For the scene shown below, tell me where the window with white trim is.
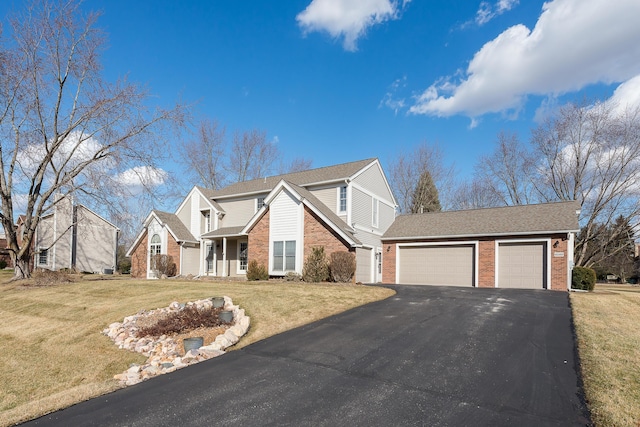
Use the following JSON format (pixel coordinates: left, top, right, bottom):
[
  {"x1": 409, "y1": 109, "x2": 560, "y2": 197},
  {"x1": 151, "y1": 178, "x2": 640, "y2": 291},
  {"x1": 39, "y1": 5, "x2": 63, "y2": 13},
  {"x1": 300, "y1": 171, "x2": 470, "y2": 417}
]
[
  {"x1": 239, "y1": 242, "x2": 248, "y2": 271},
  {"x1": 204, "y1": 211, "x2": 211, "y2": 232},
  {"x1": 257, "y1": 197, "x2": 265, "y2": 211},
  {"x1": 150, "y1": 234, "x2": 161, "y2": 269},
  {"x1": 205, "y1": 243, "x2": 214, "y2": 272},
  {"x1": 273, "y1": 240, "x2": 296, "y2": 271},
  {"x1": 339, "y1": 186, "x2": 347, "y2": 213},
  {"x1": 38, "y1": 248, "x2": 48, "y2": 265},
  {"x1": 372, "y1": 198, "x2": 379, "y2": 228}
]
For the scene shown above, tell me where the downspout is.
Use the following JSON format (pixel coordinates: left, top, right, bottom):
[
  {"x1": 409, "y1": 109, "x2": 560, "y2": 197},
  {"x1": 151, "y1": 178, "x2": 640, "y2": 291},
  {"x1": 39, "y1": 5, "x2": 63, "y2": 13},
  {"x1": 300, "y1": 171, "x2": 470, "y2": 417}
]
[{"x1": 71, "y1": 205, "x2": 78, "y2": 270}]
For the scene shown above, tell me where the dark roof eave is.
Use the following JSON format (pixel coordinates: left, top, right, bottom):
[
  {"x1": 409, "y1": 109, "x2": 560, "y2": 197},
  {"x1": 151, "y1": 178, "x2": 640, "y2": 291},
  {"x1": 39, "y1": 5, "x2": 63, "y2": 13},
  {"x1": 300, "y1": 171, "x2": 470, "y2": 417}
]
[{"x1": 381, "y1": 229, "x2": 580, "y2": 241}]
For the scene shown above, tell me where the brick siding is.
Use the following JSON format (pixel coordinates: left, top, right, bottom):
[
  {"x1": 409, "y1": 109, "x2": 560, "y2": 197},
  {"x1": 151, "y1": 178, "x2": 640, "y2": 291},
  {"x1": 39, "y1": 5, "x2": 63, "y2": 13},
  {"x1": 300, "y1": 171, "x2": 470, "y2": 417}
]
[
  {"x1": 303, "y1": 206, "x2": 351, "y2": 261},
  {"x1": 130, "y1": 231, "x2": 148, "y2": 278},
  {"x1": 167, "y1": 234, "x2": 180, "y2": 276},
  {"x1": 247, "y1": 210, "x2": 270, "y2": 271},
  {"x1": 550, "y1": 235, "x2": 569, "y2": 290},
  {"x1": 478, "y1": 239, "x2": 495, "y2": 288}
]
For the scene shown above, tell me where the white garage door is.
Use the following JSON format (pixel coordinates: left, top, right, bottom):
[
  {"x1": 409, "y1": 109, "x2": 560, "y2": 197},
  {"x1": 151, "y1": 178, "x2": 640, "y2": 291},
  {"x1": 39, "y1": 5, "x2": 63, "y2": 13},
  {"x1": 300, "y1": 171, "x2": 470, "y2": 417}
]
[
  {"x1": 398, "y1": 245, "x2": 474, "y2": 286},
  {"x1": 355, "y1": 247, "x2": 372, "y2": 283},
  {"x1": 498, "y1": 242, "x2": 546, "y2": 289}
]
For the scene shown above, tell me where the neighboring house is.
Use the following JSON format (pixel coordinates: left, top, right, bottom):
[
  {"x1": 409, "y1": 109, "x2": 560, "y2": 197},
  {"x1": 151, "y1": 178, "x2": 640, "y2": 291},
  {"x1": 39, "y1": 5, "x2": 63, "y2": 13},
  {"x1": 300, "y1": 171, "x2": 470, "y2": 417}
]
[
  {"x1": 127, "y1": 158, "x2": 397, "y2": 281},
  {"x1": 381, "y1": 201, "x2": 581, "y2": 290},
  {"x1": 35, "y1": 196, "x2": 119, "y2": 273}
]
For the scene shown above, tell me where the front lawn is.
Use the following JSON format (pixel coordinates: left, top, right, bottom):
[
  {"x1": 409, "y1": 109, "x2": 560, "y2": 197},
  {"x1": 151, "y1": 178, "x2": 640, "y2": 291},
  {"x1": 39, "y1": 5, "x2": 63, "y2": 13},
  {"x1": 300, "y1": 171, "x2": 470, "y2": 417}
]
[
  {"x1": 571, "y1": 284, "x2": 640, "y2": 427},
  {"x1": 0, "y1": 276, "x2": 394, "y2": 426}
]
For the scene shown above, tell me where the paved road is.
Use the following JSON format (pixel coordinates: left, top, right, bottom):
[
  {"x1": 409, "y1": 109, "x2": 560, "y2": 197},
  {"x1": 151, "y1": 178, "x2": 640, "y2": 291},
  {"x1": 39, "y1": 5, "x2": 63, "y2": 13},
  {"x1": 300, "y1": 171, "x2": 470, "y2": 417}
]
[{"x1": 26, "y1": 286, "x2": 590, "y2": 426}]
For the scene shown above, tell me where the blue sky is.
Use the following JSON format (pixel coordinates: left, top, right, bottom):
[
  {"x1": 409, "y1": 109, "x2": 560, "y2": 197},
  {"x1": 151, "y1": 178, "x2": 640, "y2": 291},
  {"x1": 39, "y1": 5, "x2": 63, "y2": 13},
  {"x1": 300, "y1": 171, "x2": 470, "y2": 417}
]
[{"x1": 4, "y1": 0, "x2": 640, "y2": 197}]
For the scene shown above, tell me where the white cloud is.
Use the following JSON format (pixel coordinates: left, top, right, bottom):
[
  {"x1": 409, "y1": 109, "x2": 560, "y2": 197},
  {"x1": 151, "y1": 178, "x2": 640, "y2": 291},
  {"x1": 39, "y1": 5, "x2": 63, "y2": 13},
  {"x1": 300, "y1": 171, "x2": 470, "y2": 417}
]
[
  {"x1": 379, "y1": 76, "x2": 407, "y2": 114},
  {"x1": 297, "y1": 0, "x2": 410, "y2": 51},
  {"x1": 476, "y1": 0, "x2": 518, "y2": 25},
  {"x1": 410, "y1": 0, "x2": 640, "y2": 120},
  {"x1": 115, "y1": 166, "x2": 167, "y2": 193},
  {"x1": 605, "y1": 74, "x2": 640, "y2": 115}
]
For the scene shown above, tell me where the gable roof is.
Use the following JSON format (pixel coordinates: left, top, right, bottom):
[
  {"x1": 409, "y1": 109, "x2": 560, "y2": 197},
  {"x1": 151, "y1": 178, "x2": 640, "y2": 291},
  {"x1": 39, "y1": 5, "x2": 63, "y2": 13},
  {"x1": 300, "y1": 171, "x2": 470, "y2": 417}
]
[
  {"x1": 241, "y1": 179, "x2": 361, "y2": 246},
  {"x1": 210, "y1": 158, "x2": 376, "y2": 199},
  {"x1": 383, "y1": 201, "x2": 580, "y2": 240},
  {"x1": 152, "y1": 210, "x2": 197, "y2": 243}
]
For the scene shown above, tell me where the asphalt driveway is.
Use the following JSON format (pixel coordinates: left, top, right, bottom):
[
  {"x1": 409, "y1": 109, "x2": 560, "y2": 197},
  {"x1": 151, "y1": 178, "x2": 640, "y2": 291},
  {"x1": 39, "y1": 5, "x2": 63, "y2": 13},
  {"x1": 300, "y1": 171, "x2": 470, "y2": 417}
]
[{"x1": 26, "y1": 286, "x2": 590, "y2": 426}]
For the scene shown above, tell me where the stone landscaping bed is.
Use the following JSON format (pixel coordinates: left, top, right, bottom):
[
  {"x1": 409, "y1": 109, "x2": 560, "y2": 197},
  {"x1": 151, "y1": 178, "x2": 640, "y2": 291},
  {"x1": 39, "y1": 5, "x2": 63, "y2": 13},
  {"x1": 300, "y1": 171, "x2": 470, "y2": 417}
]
[{"x1": 103, "y1": 296, "x2": 250, "y2": 386}]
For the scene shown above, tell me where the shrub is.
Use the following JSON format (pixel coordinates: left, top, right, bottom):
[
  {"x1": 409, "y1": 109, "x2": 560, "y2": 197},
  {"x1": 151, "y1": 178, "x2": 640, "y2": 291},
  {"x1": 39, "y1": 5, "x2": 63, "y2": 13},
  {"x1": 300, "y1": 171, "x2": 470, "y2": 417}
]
[
  {"x1": 31, "y1": 269, "x2": 73, "y2": 286},
  {"x1": 136, "y1": 305, "x2": 228, "y2": 337},
  {"x1": 329, "y1": 251, "x2": 356, "y2": 283},
  {"x1": 302, "y1": 246, "x2": 329, "y2": 282},
  {"x1": 0, "y1": 260, "x2": 7, "y2": 269},
  {"x1": 572, "y1": 266, "x2": 597, "y2": 291},
  {"x1": 246, "y1": 260, "x2": 268, "y2": 281},
  {"x1": 152, "y1": 254, "x2": 176, "y2": 277},
  {"x1": 284, "y1": 271, "x2": 302, "y2": 282}
]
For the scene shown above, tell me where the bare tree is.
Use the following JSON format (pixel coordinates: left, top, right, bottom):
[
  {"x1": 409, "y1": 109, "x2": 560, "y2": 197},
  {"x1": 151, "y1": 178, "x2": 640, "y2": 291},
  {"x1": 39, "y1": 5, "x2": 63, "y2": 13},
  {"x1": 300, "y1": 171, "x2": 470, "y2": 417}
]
[
  {"x1": 180, "y1": 118, "x2": 227, "y2": 189},
  {"x1": 532, "y1": 101, "x2": 640, "y2": 267},
  {"x1": 475, "y1": 131, "x2": 536, "y2": 206},
  {"x1": 387, "y1": 142, "x2": 454, "y2": 213},
  {"x1": 227, "y1": 129, "x2": 278, "y2": 182},
  {"x1": 449, "y1": 178, "x2": 503, "y2": 211},
  {"x1": 0, "y1": 0, "x2": 185, "y2": 279},
  {"x1": 278, "y1": 157, "x2": 313, "y2": 174}
]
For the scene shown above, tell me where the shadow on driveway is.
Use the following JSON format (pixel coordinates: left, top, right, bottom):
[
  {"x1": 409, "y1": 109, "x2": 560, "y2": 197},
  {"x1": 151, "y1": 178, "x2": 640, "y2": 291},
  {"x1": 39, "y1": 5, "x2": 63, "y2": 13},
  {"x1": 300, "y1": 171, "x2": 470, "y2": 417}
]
[{"x1": 25, "y1": 285, "x2": 590, "y2": 426}]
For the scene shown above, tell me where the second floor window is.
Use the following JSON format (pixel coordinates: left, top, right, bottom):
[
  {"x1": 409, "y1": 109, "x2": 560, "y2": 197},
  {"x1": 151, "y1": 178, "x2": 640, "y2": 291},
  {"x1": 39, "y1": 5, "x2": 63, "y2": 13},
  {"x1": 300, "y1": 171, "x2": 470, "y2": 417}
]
[
  {"x1": 205, "y1": 212, "x2": 211, "y2": 232},
  {"x1": 257, "y1": 197, "x2": 265, "y2": 211},
  {"x1": 372, "y1": 198, "x2": 379, "y2": 228},
  {"x1": 339, "y1": 186, "x2": 347, "y2": 213}
]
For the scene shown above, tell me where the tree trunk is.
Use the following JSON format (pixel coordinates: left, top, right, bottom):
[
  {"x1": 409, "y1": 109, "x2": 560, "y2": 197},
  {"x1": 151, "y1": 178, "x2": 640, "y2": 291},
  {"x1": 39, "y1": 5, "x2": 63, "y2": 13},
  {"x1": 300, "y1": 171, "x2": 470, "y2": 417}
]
[{"x1": 12, "y1": 256, "x2": 32, "y2": 280}]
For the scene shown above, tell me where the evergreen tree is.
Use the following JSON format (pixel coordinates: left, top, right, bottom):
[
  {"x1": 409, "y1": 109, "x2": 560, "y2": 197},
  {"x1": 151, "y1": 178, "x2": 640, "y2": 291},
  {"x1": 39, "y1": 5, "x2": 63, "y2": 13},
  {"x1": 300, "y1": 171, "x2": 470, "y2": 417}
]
[{"x1": 410, "y1": 171, "x2": 442, "y2": 213}]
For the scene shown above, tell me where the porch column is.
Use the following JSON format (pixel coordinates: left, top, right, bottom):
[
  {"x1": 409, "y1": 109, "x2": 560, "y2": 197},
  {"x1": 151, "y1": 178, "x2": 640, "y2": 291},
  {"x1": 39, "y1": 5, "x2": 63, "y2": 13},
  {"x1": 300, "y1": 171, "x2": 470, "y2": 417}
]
[
  {"x1": 213, "y1": 240, "x2": 218, "y2": 276},
  {"x1": 222, "y1": 237, "x2": 227, "y2": 276}
]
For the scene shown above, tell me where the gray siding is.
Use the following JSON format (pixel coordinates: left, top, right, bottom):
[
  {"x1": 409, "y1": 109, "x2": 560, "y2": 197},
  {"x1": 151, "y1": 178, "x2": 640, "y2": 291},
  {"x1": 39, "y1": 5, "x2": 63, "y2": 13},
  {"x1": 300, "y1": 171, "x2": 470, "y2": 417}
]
[
  {"x1": 218, "y1": 198, "x2": 256, "y2": 228},
  {"x1": 75, "y1": 206, "x2": 117, "y2": 273},
  {"x1": 309, "y1": 186, "x2": 338, "y2": 215},
  {"x1": 353, "y1": 163, "x2": 394, "y2": 203},
  {"x1": 176, "y1": 198, "x2": 191, "y2": 230},
  {"x1": 352, "y1": 187, "x2": 373, "y2": 229},
  {"x1": 181, "y1": 245, "x2": 200, "y2": 276}
]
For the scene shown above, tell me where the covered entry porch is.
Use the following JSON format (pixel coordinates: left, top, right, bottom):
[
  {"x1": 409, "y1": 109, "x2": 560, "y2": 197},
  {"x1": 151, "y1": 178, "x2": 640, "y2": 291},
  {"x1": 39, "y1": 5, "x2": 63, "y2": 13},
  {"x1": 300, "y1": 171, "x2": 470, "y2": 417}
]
[{"x1": 200, "y1": 227, "x2": 248, "y2": 278}]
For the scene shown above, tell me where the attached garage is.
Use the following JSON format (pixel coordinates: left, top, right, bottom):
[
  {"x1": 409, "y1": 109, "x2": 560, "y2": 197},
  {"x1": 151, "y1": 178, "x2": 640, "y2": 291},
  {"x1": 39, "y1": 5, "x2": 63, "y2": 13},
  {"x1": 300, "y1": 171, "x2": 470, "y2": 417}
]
[
  {"x1": 398, "y1": 244, "x2": 475, "y2": 286},
  {"x1": 382, "y1": 201, "x2": 581, "y2": 291},
  {"x1": 355, "y1": 247, "x2": 372, "y2": 283},
  {"x1": 498, "y1": 242, "x2": 547, "y2": 289}
]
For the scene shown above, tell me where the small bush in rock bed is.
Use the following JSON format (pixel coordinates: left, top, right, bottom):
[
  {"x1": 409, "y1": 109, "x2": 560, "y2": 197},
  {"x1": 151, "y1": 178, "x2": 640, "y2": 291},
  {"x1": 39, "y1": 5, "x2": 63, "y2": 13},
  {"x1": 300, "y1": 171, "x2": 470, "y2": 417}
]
[
  {"x1": 572, "y1": 266, "x2": 597, "y2": 291},
  {"x1": 136, "y1": 305, "x2": 229, "y2": 337},
  {"x1": 330, "y1": 251, "x2": 356, "y2": 283}
]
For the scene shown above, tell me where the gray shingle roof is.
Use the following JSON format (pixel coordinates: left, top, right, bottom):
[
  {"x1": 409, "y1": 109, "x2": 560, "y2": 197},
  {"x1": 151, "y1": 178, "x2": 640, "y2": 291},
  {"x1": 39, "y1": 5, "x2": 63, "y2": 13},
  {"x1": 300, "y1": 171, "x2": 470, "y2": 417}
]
[
  {"x1": 209, "y1": 158, "x2": 376, "y2": 198},
  {"x1": 152, "y1": 210, "x2": 197, "y2": 242},
  {"x1": 383, "y1": 201, "x2": 581, "y2": 240},
  {"x1": 194, "y1": 186, "x2": 224, "y2": 212},
  {"x1": 286, "y1": 181, "x2": 361, "y2": 245},
  {"x1": 201, "y1": 226, "x2": 245, "y2": 238}
]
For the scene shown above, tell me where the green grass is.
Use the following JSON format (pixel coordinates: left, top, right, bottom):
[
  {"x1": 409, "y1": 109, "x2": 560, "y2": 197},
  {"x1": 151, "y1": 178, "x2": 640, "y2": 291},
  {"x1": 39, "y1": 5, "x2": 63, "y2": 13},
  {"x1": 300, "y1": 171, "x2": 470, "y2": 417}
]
[
  {"x1": 0, "y1": 276, "x2": 394, "y2": 426},
  {"x1": 571, "y1": 284, "x2": 640, "y2": 426}
]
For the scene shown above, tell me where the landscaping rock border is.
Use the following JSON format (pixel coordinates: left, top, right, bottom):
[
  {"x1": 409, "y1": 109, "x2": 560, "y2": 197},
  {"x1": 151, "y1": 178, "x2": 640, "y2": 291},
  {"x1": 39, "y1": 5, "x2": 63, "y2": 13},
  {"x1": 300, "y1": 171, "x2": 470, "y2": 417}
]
[{"x1": 103, "y1": 296, "x2": 250, "y2": 386}]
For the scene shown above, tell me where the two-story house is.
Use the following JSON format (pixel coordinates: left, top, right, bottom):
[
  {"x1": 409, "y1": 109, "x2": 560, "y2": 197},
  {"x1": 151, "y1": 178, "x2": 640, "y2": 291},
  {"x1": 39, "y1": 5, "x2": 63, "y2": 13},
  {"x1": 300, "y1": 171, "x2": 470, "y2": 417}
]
[
  {"x1": 34, "y1": 195, "x2": 119, "y2": 273},
  {"x1": 127, "y1": 158, "x2": 397, "y2": 282}
]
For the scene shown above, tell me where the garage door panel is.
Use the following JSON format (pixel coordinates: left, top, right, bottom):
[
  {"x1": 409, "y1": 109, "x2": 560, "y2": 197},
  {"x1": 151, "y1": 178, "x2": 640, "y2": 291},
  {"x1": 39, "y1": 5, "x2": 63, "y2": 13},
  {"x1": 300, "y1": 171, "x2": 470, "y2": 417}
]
[
  {"x1": 355, "y1": 247, "x2": 372, "y2": 283},
  {"x1": 499, "y1": 243, "x2": 546, "y2": 289},
  {"x1": 399, "y1": 245, "x2": 474, "y2": 286}
]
